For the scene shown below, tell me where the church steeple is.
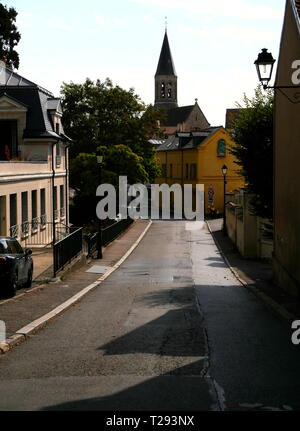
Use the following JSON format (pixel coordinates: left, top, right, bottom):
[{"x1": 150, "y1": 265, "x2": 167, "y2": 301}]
[{"x1": 154, "y1": 30, "x2": 178, "y2": 110}]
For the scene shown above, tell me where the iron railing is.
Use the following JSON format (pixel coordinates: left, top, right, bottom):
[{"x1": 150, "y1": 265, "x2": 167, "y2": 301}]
[
  {"x1": 10, "y1": 224, "x2": 18, "y2": 238},
  {"x1": 53, "y1": 226, "x2": 83, "y2": 276},
  {"x1": 31, "y1": 216, "x2": 39, "y2": 232},
  {"x1": 9, "y1": 218, "x2": 72, "y2": 246},
  {"x1": 21, "y1": 221, "x2": 30, "y2": 236},
  {"x1": 85, "y1": 218, "x2": 133, "y2": 258},
  {"x1": 40, "y1": 214, "x2": 47, "y2": 226}
]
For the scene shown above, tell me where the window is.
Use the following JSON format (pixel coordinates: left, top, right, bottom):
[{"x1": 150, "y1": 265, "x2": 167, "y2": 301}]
[
  {"x1": 169, "y1": 164, "x2": 173, "y2": 178},
  {"x1": 31, "y1": 190, "x2": 37, "y2": 219},
  {"x1": 21, "y1": 192, "x2": 29, "y2": 235},
  {"x1": 55, "y1": 122, "x2": 60, "y2": 135},
  {"x1": 9, "y1": 194, "x2": 18, "y2": 237},
  {"x1": 56, "y1": 143, "x2": 61, "y2": 167},
  {"x1": 21, "y1": 192, "x2": 28, "y2": 223},
  {"x1": 54, "y1": 186, "x2": 58, "y2": 220},
  {"x1": 40, "y1": 188, "x2": 45, "y2": 215},
  {"x1": 40, "y1": 189, "x2": 46, "y2": 225},
  {"x1": 0, "y1": 120, "x2": 18, "y2": 161},
  {"x1": 162, "y1": 164, "x2": 167, "y2": 177},
  {"x1": 31, "y1": 190, "x2": 38, "y2": 231},
  {"x1": 9, "y1": 194, "x2": 17, "y2": 227},
  {"x1": 190, "y1": 164, "x2": 197, "y2": 180},
  {"x1": 167, "y1": 83, "x2": 172, "y2": 99},
  {"x1": 161, "y1": 82, "x2": 165, "y2": 98},
  {"x1": 217, "y1": 139, "x2": 226, "y2": 157},
  {"x1": 60, "y1": 185, "x2": 65, "y2": 218},
  {"x1": 185, "y1": 164, "x2": 189, "y2": 179}
]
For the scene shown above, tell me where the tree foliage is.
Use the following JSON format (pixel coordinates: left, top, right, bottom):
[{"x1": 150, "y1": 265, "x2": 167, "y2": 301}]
[
  {"x1": 62, "y1": 78, "x2": 163, "y2": 225},
  {"x1": 61, "y1": 78, "x2": 162, "y2": 183},
  {"x1": 229, "y1": 86, "x2": 274, "y2": 220},
  {"x1": 0, "y1": 3, "x2": 21, "y2": 69},
  {"x1": 70, "y1": 145, "x2": 148, "y2": 196}
]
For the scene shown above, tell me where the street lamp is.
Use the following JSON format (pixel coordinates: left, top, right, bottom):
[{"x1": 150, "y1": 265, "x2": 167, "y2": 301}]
[
  {"x1": 96, "y1": 150, "x2": 104, "y2": 259},
  {"x1": 222, "y1": 164, "x2": 228, "y2": 235},
  {"x1": 255, "y1": 48, "x2": 300, "y2": 91},
  {"x1": 254, "y1": 48, "x2": 276, "y2": 89}
]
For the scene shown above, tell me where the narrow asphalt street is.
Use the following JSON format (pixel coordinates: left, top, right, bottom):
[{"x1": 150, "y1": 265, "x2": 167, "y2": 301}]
[{"x1": 0, "y1": 221, "x2": 300, "y2": 411}]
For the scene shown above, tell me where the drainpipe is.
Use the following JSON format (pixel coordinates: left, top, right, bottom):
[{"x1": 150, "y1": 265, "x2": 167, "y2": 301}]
[
  {"x1": 64, "y1": 144, "x2": 70, "y2": 228},
  {"x1": 181, "y1": 149, "x2": 184, "y2": 216},
  {"x1": 52, "y1": 141, "x2": 58, "y2": 277}
]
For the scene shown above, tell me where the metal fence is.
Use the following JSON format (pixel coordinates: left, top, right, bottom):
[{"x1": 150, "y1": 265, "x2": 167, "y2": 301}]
[
  {"x1": 85, "y1": 218, "x2": 133, "y2": 258},
  {"x1": 53, "y1": 226, "x2": 83, "y2": 276}
]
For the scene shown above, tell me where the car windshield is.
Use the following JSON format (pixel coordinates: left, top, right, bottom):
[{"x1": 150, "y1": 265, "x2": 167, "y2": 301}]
[
  {"x1": 6, "y1": 240, "x2": 24, "y2": 254},
  {"x1": 0, "y1": 240, "x2": 7, "y2": 254}
]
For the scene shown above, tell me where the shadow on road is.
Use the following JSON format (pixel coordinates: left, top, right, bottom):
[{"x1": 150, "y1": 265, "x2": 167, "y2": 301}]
[{"x1": 41, "y1": 360, "x2": 212, "y2": 411}]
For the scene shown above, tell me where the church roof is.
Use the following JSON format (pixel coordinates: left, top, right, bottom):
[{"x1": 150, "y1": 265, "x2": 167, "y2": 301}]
[
  {"x1": 162, "y1": 103, "x2": 210, "y2": 130},
  {"x1": 164, "y1": 105, "x2": 194, "y2": 126},
  {"x1": 155, "y1": 31, "x2": 176, "y2": 76}
]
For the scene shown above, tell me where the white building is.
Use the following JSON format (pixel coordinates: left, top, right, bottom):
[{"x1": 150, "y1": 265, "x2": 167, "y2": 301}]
[{"x1": 0, "y1": 64, "x2": 72, "y2": 247}]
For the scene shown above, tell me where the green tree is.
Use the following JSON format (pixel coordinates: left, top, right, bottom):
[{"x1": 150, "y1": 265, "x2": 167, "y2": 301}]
[
  {"x1": 61, "y1": 78, "x2": 162, "y2": 182},
  {"x1": 0, "y1": 3, "x2": 21, "y2": 69},
  {"x1": 69, "y1": 145, "x2": 150, "y2": 225},
  {"x1": 229, "y1": 86, "x2": 274, "y2": 219}
]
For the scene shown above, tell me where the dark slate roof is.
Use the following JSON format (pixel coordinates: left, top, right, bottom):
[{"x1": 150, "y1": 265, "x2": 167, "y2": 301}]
[
  {"x1": 157, "y1": 128, "x2": 222, "y2": 152},
  {"x1": 164, "y1": 105, "x2": 194, "y2": 126},
  {"x1": 0, "y1": 65, "x2": 70, "y2": 141},
  {"x1": 155, "y1": 31, "x2": 176, "y2": 76}
]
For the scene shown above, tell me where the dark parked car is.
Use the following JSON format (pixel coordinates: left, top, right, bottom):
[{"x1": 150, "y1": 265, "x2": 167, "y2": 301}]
[{"x1": 0, "y1": 237, "x2": 33, "y2": 297}]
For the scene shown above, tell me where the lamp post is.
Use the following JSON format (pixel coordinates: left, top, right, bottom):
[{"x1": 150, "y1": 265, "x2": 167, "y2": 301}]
[
  {"x1": 254, "y1": 48, "x2": 300, "y2": 90},
  {"x1": 222, "y1": 164, "x2": 228, "y2": 235},
  {"x1": 96, "y1": 151, "x2": 104, "y2": 259},
  {"x1": 254, "y1": 48, "x2": 276, "y2": 89}
]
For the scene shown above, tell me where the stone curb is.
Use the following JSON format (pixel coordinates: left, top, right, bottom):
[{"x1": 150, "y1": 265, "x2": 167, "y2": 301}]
[
  {"x1": 206, "y1": 221, "x2": 297, "y2": 325},
  {"x1": 0, "y1": 220, "x2": 152, "y2": 355}
]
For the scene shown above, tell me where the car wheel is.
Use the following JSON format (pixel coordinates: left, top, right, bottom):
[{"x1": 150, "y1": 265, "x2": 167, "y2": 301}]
[
  {"x1": 24, "y1": 267, "x2": 33, "y2": 289},
  {"x1": 7, "y1": 274, "x2": 17, "y2": 297}
]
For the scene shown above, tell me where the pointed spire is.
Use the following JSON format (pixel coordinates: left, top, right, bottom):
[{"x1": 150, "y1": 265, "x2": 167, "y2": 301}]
[{"x1": 155, "y1": 30, "x2": 176, "y2": 76}]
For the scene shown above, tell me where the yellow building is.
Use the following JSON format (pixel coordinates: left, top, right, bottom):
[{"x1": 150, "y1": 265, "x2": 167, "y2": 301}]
[{"x1": 155, "y1": 127, "x2": 244, "y2": 215}]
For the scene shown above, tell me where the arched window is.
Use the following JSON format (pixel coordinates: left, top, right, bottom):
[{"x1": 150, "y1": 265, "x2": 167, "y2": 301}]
[
  {"x1": 217, "y1": 139, "x2": 226, "y2": 157},
  {"x1": 167, "y1": 82, "x2": 172, "y2": 98},
  {"x1": 161, "y1": 82, "x2": 165, "y2": 98}
]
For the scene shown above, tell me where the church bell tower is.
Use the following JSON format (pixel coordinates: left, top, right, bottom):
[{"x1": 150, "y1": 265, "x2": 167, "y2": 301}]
[{"x1": 154, "y1": 30, "x2": 178, "y2": 110}]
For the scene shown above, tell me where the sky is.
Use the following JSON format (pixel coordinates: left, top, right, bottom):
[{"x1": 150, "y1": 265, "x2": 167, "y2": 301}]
[{"x1": 5, "y1": 0, "x2": 286, "y2": 126}]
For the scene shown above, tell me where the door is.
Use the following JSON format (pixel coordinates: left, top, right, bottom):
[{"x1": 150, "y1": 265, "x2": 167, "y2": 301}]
[{"x1": 0, "y1": 196, "x2": 7, "y2": 236}]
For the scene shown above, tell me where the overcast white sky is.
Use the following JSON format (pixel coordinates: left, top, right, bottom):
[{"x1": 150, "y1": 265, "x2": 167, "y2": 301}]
[{"x1": 8, "y1": 0, "x2": 285, "y2": 125}]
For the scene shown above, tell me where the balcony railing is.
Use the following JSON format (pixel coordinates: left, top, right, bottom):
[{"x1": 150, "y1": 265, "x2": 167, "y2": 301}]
[
  {"x1": 31, "y1": 216, "x2": 39, "y2": 232},
  {"x1": 21, "y1": 221, "x2": 30, "y2": 237},
  {"x1": 40, "y1": 214, "x2": 47, "y2": 227},
  {"x1": 10, "y1": 224, "x2": 19, "y2": 238},
  {"x1": 54, "y1": 209, "x2": 59, "y2": 221},
  {"x1": 60, "y1": 207, "x2": 65, "y2": 218}
]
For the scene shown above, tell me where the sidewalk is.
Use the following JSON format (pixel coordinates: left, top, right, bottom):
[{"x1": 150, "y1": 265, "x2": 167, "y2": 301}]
[
  {"x1": 207, "y1": 218, "x2": 300, "y2": 320},
  {"x1": 31, "y1": 248, "x2": 53, "y2": 280},
  {"x1": 0, "y1": 220, "x2": 150, "y2": 338}
]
